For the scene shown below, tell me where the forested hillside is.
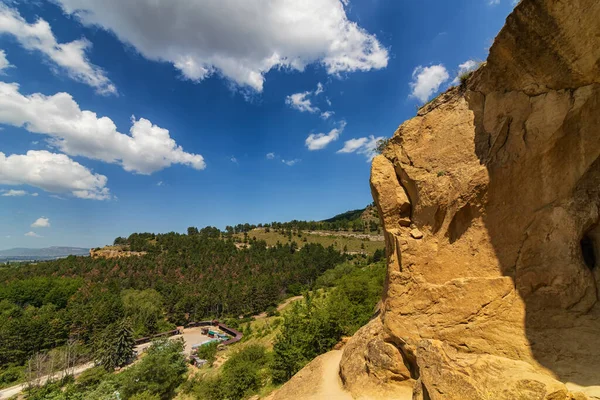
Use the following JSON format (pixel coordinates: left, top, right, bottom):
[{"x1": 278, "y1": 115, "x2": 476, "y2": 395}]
[{"x1": 0, "y1": 230, "x2": 345, "y2": 387}]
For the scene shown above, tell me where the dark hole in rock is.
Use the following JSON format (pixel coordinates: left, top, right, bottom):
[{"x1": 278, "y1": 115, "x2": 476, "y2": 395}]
[{"x1": 581, "y1": 234, "x2": 596, "y2": 271}]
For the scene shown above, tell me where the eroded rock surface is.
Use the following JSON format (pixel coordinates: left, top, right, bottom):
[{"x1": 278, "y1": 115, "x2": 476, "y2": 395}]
[{"x1": 340, "y1": 0, "x2": 600, "y2": 398}]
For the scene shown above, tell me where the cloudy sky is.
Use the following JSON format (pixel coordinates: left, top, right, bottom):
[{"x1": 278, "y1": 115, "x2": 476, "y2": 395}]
[{"x1": 0, "y1": 0, "x2": 515, "y2": 248}]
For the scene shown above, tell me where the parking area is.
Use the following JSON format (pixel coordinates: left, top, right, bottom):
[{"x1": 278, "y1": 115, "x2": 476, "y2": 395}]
[{"x1": 135, "y1": 326, "x2": 218, "y2": 356}]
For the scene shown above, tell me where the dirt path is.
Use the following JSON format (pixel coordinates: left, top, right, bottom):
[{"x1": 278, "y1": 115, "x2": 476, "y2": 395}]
[
  {"x1": 271, "y1": 350, "x2": 352, "y2": 400},
  {"x1": 0, "y1": 362, "x2": 94, "y2": 399},
  {"x1": 254, "y1": 295, "x2": 303, "y2": 320},
  {"x1": 311, "y1": 350, "x2": 353, "y2": 400}
]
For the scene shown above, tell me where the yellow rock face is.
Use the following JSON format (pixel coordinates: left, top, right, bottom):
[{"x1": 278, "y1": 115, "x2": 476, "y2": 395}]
[{"x1": 340, "y1": 0, "x2": 600, "y2": 398}]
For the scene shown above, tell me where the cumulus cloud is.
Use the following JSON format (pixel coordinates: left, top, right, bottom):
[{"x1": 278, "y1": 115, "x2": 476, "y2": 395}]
[
  {"x1": 230, "y1": 156, "x2": 238, "y2": 164},
  {"x1": 287, "y1": 82, "x2": 334, "y2": 117},
  {"x1": 305, "y1": 121, "x2": 346, "y2": 151},
  {"x1": 337, "y1": 135, "x2": 384, "y2": 160},
  {"x1": 25, "y1": 231, "x2": 41, "y2": 237},
  {"x1": 0, "y1": 82, "x2": 205, "y2": 174},
  {"x1": 0, "y1": 49, "x2": 11, "y2": 72},
  {"x1": 0, "y1": 150, "x2": 111, "y2": 200},
  {"x1": 0, "y1": 5, "x2": 115, "y2": 94},
  {"x1": 286, "y1": 91, "x2": 318, "y2": 113},
  {"x1": 53, "y1": 0, "x2": 388, "y2": 91},
  {"x1": 31, "y1": 217, "x2": 50, "y2": 228},
  {"x1": 320, "y1": 111, "x2": 334, "y2": 120},
  {"x1": 1, "y1": 189, "x2": 27, "y2": 196},
  {"x1": 409, "y1": 64, "x2": 449, "y2": 103},
  {"x1": 266, "y1": 152, "x2": 275, "y2": 160},
  {"x1": 452, "y1": 59, "x2": 479, "y2": 84},
  {"x1": 282, "y1": 159, "x2": 300, "y2": 166}
]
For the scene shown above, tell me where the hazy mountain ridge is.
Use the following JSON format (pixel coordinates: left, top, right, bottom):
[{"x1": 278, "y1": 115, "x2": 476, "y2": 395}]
[{"x1": 0, "y1": 246, "x2": 90, "y2": 259}]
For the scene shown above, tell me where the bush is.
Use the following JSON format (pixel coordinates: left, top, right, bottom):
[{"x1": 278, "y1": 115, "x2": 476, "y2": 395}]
[
  {"x1": 186, "y1": 344, "x2": 269, "y2": 400},
  {"x1": 118, "y1": 338, "x2": 187, "y2": 399},
  {"x1": 74, "y1": 366, "x2": 109, "y2": 391},
  {"x1": 0, "y1": 365, "x2": 23, "y2": 386},
  {"x1": 195, "y1": 341, "x2": 218, "y2": 366}
]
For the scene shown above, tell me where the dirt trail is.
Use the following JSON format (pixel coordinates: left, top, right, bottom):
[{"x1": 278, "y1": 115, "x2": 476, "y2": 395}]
[
  {"x1": 254, "y1": 295, "x2": 303, "y2": 320},
  {"x1": 311, "y1": 350, "x2": 353, "y2": 400},
  {"x1": 271, "y1": 350, "x2": 352, "y2": 400}
]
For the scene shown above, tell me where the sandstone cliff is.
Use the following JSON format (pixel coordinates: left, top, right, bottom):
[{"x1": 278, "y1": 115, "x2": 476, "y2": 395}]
[{"x1": 338, "y1": 0, "x2": 600, "y2": 399}]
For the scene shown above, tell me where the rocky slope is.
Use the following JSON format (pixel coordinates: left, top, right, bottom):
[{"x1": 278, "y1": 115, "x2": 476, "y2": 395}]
[{"x1": 338, "y1": 0, "x2": 600, "y2": 398}]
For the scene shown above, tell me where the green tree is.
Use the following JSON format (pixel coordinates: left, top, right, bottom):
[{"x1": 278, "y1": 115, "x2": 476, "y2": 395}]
[
  {"x1": 121, "y1": 289, "x2": 167, "y2": 337},
  {"x1": 118, "y1": 338, "x2": 187, "y2": 400},
  {"x1": 195, "y1": 341, "x2": 217, "y2": 366},
  {"x1": 95, "y1": 319, "x2": 135, "y2": 371}
]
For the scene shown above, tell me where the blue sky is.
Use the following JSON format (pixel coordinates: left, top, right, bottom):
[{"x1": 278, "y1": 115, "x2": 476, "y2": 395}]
[{"x1": 0, "y1": 0, "x2": 515, "y2": 248}]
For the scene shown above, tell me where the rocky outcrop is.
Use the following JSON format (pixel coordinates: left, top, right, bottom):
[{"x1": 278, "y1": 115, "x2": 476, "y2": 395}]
[
  {"x1": 90, "y1": 246, "x2": 146, "y2": 259},
  {"x1": 340, "y1": 0, "x2": 600, "y2": 398}
]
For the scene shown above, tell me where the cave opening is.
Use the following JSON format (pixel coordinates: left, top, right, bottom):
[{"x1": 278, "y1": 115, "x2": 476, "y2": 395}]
[{"x1": 581, "y1": 234, "x2": 597, "y2": 271}]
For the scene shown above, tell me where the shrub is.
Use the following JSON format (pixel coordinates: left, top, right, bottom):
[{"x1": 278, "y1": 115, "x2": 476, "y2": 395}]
[{"x1": 195, "y1": 341, "x2": 218, "y2": 366}]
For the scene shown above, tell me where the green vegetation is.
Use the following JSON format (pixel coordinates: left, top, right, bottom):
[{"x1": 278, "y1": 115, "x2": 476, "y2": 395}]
[
  {"x1": 375, "y1": 137, "x2": 391, "y2": 154},
  {"x1": 236, "y1": 228, "x2": 383, "y2": 255},
  {"x1": 94, "y1": 318, "x2": 135, "y2": 371},
  {"x1": 186, "y1": 344, "x2": 270, "y2": 400},
  {"x1": 23, "y1": 339, "x2": 187, "y2": 400},
  {"x1": 272, "y1": 261, "x2": 385, "y2": 382},
  {"x1": 0, "y1": 212, "x2": 387, "y2": 398},
  {"x1": 195, "y1": 341, "x2": 218, "y2": 366},
  {"x1": 0, "y1": 232, "x2": 345, "y2": 382},
  {"x1": 459, "y1": 70, "x2": 474, "y2": 87}
]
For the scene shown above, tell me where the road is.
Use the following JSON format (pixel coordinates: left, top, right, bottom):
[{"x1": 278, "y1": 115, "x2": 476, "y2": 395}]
[
  {"x1": 0, "y1": 362, "x2": 94, "y2": 399},
  {"x1": 0, "y1": 327, "x2": 212, "y2": 399}
]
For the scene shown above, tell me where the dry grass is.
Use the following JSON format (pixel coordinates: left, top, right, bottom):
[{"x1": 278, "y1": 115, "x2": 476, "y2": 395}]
[{"x1": 236, "y1": 229, "x2": 384, "y2": 254}]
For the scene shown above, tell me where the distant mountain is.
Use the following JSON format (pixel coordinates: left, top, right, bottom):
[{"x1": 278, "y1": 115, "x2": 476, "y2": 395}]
[{"x1": 0, "y1": 246, "x2": 90, "y2": 260}]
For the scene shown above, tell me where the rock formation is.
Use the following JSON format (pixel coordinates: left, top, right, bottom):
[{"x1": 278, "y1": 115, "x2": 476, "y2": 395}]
[{"x1": 339, "y1": 0, "x2": 600, "y2": 398}]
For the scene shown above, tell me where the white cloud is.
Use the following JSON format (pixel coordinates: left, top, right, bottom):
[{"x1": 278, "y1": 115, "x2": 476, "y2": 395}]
[
  {"x1": 286, "y1": 91, "x2": 319, "y2": 113},
  {"x1": 0, "y1": 5, "x2": 116, "y2": 95},
  {"x1": 305, "y1": 121, "x2": 346, "y2": 151},
  {"x1": 452, "y1": 59, "x2": 479, "y2": 84},
  {"x1": 266, "y1": 152, "x2": 275, "y2": 160},
  {"x1": 156, "y1": 181, "x2": 163, "y2": 186},
  {"x1": 1, "y1": 189, "x2": 40, "y2": 197},
  {"x1": 230, "y1": 156, "x2": 238, "y2": 164},
  {"x1": 0, "y1": 82, "x2": 205, "y2": 174},
  {"x1": 50, "y1": 194, "x2": 65, "y2": 200},
  {"x1": 0, "y1": 150, "x2": 111, "y2": 200},
  {"x1": 337, "y1": 137, "x2": 369, "y2": 153},
  {"x1": 315, "y1": 82, "x2": 324, "y2": 96},
  {"x1": 282, "y1": 159, "x2": 300, "y2": 166},
  {"x1": 0, "y1": 49, "x2": 12, "y2": 72},
  {"x1": 337, "y1": 135, "x2": 384, "y2": 160},
  {"x1": 53, "y1": 0, "x2": 388, "y2": 92},
  {"x1": 320, "y1": 111, "x2": 334, "y2": 120},
  {"x1": 25, "y1": 231, "x2": 41, "y2": 237},
  {"x1": 286, "y1": 82, "x2": 331, "y2": 114},
  {"x1": 1, "y1": 189, "x2": 27, "y2": 196},
  {"x1": 31, "y1": 217, "x2": 50, "y2": 228},
  {"x1": 409, "y1": 64, "x2": 449, "y2": 103}
]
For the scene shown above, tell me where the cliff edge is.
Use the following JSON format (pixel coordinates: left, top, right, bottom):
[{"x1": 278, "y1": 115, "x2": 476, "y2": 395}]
[{"x1": 340, "y1": 0, "x2": 600, "y2": 399}]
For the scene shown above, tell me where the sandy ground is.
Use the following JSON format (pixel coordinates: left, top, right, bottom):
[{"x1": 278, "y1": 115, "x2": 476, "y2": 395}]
[
  {"x1": 135, "y1": 326, "x2": 214, "y2": 356},
  {"x1": 271, "y1": 350, "x2": 353, "y2": 400}
]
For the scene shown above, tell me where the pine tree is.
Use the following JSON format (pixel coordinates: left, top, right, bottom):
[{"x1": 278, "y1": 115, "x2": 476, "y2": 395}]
[{"x1": 96, "y1": 318, "x2": 135, "y2": 371}]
